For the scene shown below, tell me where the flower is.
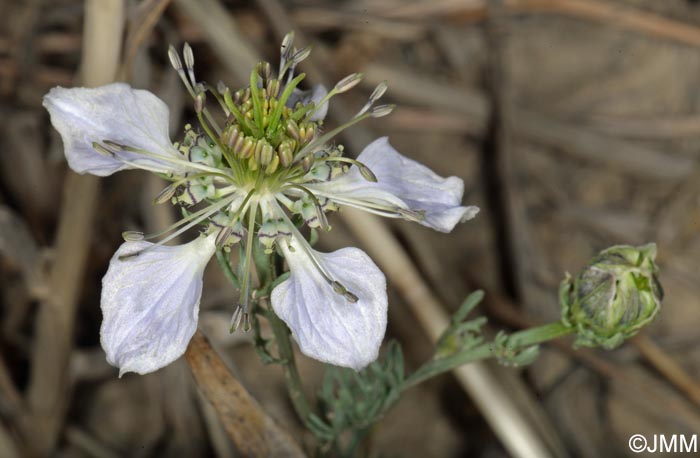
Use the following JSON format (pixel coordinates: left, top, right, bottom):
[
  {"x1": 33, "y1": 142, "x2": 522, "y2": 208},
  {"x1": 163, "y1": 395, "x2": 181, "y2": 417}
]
[{"x1": 44, "y1": 34, "x2": 479, "y2": 375}]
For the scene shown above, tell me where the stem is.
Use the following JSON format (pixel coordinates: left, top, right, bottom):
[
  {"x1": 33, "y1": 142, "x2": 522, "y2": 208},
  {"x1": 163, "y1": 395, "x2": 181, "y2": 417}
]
[
  {"x1": 508, "y1": 321, "x2": 573, "y2": 347},
  {"x1": 215, "y1": 249, "x2": 240, "y2": 289},
  {"x1": 266, "y1": 305, "x2": 316, "y2": 429},
  {"x1": 247, "y1": 248, "x2": 318, "y2": 430},
  {"x1": 403, "y1": 321, "x2": 573, "y2": 389}
]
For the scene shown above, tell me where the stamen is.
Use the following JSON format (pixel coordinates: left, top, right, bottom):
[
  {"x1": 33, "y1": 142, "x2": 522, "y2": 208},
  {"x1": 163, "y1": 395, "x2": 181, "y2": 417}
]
[
  {"x1": 284, "y1": 184, "x2": 330, "y2": 231},
  {"x1": 272, "y1": 200, "x2": 336, "y2": 285},
  {"x1": 291, "y1": 45, "x2": 312, "y2": 66},
  {"x1": 169, "y1": 45, "x2": 196, "y2": 99},
  {"x1": 212, "y1": 189, "x2": 255, "y2": 249},
  {"x1": 397, "y1": 208, "x2": 426, "y2": 222},
  {"x1": 335, "y1": 72, "x2": 363, "y2": 94},
  {"x1": 279, "y1": 31, "x2": 295, "y2": 80},
  {"x1": 331, "y1": 280, "x2": 359, "y2": 303},
  {"x1": 168, "y1": 44, "x2": 222, "y2": 134},
  {"x1": 295, "y1": 189, "x2": 414, "y2": 221},
  {"x1": 331, "y1": 281, "x2": 346, "y2": 295},
  {"x1": 154, "y1": 183, "x2": 179, "y2": 204},
  {"x1": 100, "y1": 140, "x2": 231, "y2": 177},
  {"x1": 294, "y1": 111, "x2": 373, "y2": 162},
  {"x1": 230, "y1": 305, "x2": 244, "y2": 333},
  {"x1": 205, "y1": 82, "x2": 230, "y2": 115},
  {"x1": 117, "y1": 195, "x2": 237, "y2": 260},
  {"x1": 305, "y1": 73, "x2": 363, "y2": 120},
  {"x1": 167, "y1": 45, "x2": 183, "y2": 72},
  {"x1": 356, "y1": 81, "x2": 389, "y2": 117},
  {"x1": 314, "y1": 156, "x2": 377, "y2": 182},
  {"x1": 91, "y1": 141, "x2": 115, "y2": 157},
  {"x1": 370, "y1": 104, "x2": 396, "y2": 118},
  {"x1": 183, "y1": 42, "x2": 196, "y2": 86},
  {"x1": 215, "y1": 226, "x2": 233, "y2": 247},
  {"x1": 369, "y1": 80, "x2": 388, "y2": 104}
]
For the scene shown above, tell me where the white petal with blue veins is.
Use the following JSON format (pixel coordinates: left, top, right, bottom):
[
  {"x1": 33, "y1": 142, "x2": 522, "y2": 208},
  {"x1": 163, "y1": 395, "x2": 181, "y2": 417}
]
[
  {"x1": 44, "y1": 83, "x2": 183, "y2": 176},
  {"x1": 271, "y1": 240, "x2": 387, "y2": 370},
  {"x1": 100, "y1": 234, "x2": 216, "y2": 376}
]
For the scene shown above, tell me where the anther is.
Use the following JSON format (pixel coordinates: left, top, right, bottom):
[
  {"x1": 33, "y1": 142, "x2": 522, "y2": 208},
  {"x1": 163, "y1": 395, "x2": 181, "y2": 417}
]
[
  {"x1": 331, "y1": 281, "x2": 347, "y2": 295},
  {"x1": 278, "y1": 145, "x2": 293, "y2": 168},
  {"x1": 335, "y1": 73, "x2": 363, "y2": 93},
  {"x1": 265, "y1": 154, "x2": 280, "y2": 175},
  {"x1": 100, "y1": 139, "x2": 121, "y2": 150},
  {"x1": 315, "y1": 203, "x2": 330, "y2": 231},
  {"x1": 252, "y1": 139, "x2": 264, "y2": 161},
  {"x1": 243, "y1": 312, "x2": 251, "y2": 332},
  {"x1": 261, "y1": 61, "x2": 272, "y2": 80},
  {"x1": 154, "y1": 184, "x2": 178, "y2": 204},
  {"x1": 226, "y1": 126, "x2": 240, "y2": 149},
  {"x1": 397, "y1": 208, "x2": 426, "y2": 222},
  {"x1": 358, "y1": 164, "x2": 378, "y2": 182},
  {"x1": 92, "y1": 141, "x2": 115, "y2": 157},
  {"x1": 239, "y1": 138, "x2": 254, "y2": 159},
  {"x1": 291, "y1": 45, "x2": 312, "y2": 65},
  {"x1": 301, "y1": 155, "x2": 314, "y2": 173},
  {"x1": 370, "y1": 104, "x2": 395, "y2": 118},
  {"x1": 259, "y1": 144, "x2": 274, "y2": 166},
  {"x1": 281, "y1": 31, "x2": 295, "y2": 59},
  {"x1": 369, "y1": 81, "x2": 388, "y2": 104},
  {"x1": 215, "y1": 226, "x2": 233, "y2": 248},
  {"x1": 344, "y1": 291, "x2": 359, "y2": 303},
  {"x1": 233, "y1": 135, "x2": 246, "y2": 156},
  {"x1": 286, "y1": 119, "x2": 300, "y2": 141},
  {"x1": 118, "y1": 250, "x2": 142, "y2": 261},
  {"x1": 217, "y1": 80, "x2": 227, "y2": 94},
  {"x1": 122, "y1": 231, "x2": 144, "y2": 242},
  {"x1": 183, "y1": 42, "x2": 195, "y2": 71},
  {"x1": 167, "y1": 45, "x2": 183, "y2": 71},
  {"x1": 230, "y1": 305, "x2": 244, "y2": 333},
  {"x1": 268, "y1": 79, "x2": 280, "y2": 98}
]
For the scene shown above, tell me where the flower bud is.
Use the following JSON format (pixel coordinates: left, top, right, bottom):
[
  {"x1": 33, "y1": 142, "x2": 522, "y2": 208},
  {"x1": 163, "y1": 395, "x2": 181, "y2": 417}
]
[{"x1": 560, "y1": 243, "x2": 662, "y2": 349}]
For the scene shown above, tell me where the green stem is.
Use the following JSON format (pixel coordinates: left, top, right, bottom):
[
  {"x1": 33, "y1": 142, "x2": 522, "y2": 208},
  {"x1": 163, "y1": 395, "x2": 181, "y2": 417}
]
[
  {"x1": 266, "y1": 299, "x2": 316, "y2": 428},
  {"x1": 403, "y1": 321, "x2": 573, "y2": 389},
  {"x1": 343, "y1": 426, "x2": 372, "y2": 458},
  {"x1": 250, "y1": 250, "x2": 318, "y2": 430},
  {"x1": 507, "y1": 321, "x2": 573, "y2": 347},
  {"x1": 215, "y1": 249, "x2": 240, "y2": 289}
]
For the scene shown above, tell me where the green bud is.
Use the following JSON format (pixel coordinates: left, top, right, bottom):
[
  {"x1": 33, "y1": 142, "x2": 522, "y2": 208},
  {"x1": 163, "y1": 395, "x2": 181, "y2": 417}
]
[{"x1": 560, "y1": 243, "x2": 662, "y2": 349}]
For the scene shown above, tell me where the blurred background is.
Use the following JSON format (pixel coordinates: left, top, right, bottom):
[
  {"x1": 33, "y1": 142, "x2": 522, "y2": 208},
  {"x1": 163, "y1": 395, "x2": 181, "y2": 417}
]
[{"x1": 2, "y1": 0, "x2": 700, "y2": 456}]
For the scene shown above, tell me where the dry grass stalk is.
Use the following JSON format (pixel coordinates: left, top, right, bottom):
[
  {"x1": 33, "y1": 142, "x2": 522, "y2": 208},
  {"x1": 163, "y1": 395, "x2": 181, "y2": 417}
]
[
  {"x1": 24, "y1": 1, "x2": 125, "y2": 454},
  {"x1": 185, "y1": 331, "x2": 306, "y2": 458}
]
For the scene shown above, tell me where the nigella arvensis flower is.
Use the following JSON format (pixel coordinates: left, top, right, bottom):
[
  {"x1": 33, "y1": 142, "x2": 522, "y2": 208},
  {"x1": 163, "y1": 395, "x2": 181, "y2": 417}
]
[{"x1": 43, "y1": 33, "x2": 479, "y2": 375}]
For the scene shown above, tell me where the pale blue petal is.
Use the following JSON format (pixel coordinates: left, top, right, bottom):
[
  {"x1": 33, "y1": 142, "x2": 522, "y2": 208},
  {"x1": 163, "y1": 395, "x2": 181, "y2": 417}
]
[
  {"x1": 100, "y1": 234, "x2": 216, "y2": 376},
  {"x1": 271, "y1": 241, "x2": 387, "y2": 370},
  {"x1": 310, "y1": 137, "x2": 479, "y2": 232},
  {"x1": 43, "y1": 83, "x2": 182, "y2": 176}
]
